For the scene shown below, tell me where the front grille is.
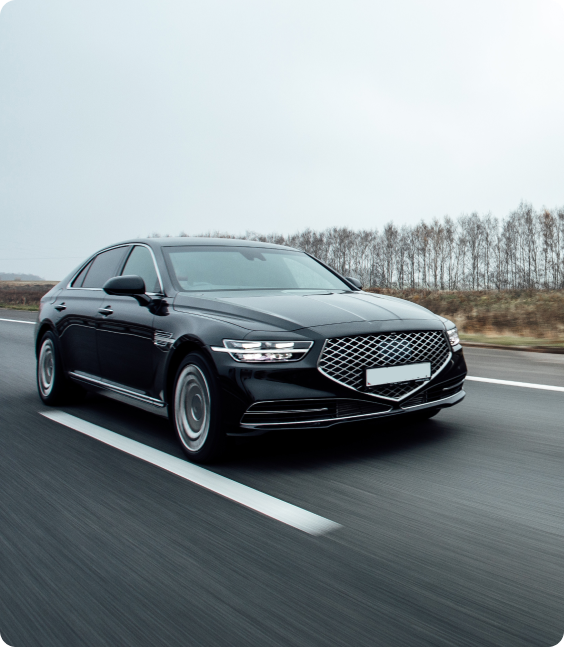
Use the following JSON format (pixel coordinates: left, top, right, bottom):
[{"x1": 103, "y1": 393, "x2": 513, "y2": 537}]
[
  {"x1": 240, "y1": 398, "x2": 391, "y2": 427},
  {"x1": 318, "y1": 331, "x2": 451, "y2": 401}
]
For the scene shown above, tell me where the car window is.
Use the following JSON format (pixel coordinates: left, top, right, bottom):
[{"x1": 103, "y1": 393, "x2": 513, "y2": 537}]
[
  {"x1": 71, "y1": 260, "x2": 93, "y2": 287},
  {"x1": 281, "y1": 256, "x2": 340, "y2": 289},
  {"x1": 164, "y1": 246, "x2": 350, "y2": 292},
  {"x1": 121, "y1": 246, "x2": 161, "y2": 293},
  {"x1": 82, "y1": 247, "x2": 128, "y2": 289}
]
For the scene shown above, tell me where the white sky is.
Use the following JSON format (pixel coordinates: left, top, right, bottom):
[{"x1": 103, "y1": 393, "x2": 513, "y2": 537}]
[{"x1": 1, "y1": 0, "x2": 564, "y2": 279}]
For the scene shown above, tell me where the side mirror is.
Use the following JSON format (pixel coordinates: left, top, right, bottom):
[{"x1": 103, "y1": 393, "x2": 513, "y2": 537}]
[
  {"x1": 103, "y1": 275, "x2": 146, "y2": 296},
  {"x1": 346, "y1": 277, "x2": 363, "y2": 290}
]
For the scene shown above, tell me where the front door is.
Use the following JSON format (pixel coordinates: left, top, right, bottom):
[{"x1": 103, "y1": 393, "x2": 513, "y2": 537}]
[
  {"x1": 96, "y1": 295, "x2": 156, "y2": 393},
  {"x1": 96, "y1": 245, "x2": 163, "y2": 395}
]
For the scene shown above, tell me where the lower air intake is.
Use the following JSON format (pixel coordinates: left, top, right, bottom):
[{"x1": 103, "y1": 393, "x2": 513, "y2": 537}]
[{"x1": 241, "y1": 399, "x2": 391, "y2": 427}]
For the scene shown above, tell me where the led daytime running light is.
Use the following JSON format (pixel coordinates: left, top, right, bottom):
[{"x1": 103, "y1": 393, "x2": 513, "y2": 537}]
[
  {"x1": 218, "y1": 340, "x2": 314, "y2": 363},
  {"x1": 447, "y1": 328, "x2": 460, "y2": 346}
]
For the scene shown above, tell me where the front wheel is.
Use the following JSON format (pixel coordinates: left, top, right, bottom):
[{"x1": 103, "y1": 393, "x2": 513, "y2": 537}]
[{"x1": 171, "y1": 353, "x2": 225, "y2": 463}]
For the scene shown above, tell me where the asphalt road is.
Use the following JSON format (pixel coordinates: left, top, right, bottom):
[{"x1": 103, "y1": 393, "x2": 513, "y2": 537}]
[{"x1": 1, "y1": 308, "x2": 564, "y2": 647}]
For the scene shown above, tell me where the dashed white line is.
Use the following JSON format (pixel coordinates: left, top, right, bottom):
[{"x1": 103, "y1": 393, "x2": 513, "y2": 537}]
[
  {"x1": 39, "y1": 410, "x2": 341, "y2": 536},
  {"x1": 466, "y1": 376, "x2": 564, "y2": 393},
  {"x1": 0, "y1": 317, "x2": 35, "y2": 325}
]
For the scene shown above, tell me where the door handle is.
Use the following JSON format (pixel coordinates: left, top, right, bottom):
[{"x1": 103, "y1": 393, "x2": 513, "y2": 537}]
[
  {"x1": 98, "y1": 307, "x2": 113, "y2": 316},
  {"x1": 54, "y1": 303, "x2": 66, "y2": 312}
]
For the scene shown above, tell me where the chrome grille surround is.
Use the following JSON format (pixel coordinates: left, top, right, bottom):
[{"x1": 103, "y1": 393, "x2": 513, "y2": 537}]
[{"x1": 318, "y1": 330, "x2": 452, "y2": 402}]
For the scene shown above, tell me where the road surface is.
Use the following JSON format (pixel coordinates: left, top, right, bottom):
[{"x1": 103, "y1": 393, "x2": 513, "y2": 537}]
[{"x1": 1, "y1": 308, "x2": 563, "y2": 647}]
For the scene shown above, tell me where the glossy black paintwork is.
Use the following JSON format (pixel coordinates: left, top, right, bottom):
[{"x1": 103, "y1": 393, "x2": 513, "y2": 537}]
[
  {"x1": 173, "y1": 290, "x2": 439, "y2": 332},
  {"x1": 36, "y1": 238, "x2": 468, "y2": 431},
  {"x1": 97, "y1": 294, "x2": 156, "y2": 391},
  {"x1": 55, "y1": 289, "x2": 102, "y2": 376}
]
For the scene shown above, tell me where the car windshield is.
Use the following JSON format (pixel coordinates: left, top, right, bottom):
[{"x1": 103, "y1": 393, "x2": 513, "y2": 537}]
[{"x1": 163, "y1": 246, "x2": 350, "y2": 292}]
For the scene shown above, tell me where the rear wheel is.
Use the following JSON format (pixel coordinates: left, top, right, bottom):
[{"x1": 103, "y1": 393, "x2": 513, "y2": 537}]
[
  {"x1": 37, "y1": 331, "x2": 84, "y2": 405},
  {"x1": 171, "y1": 353, "x2": 225, "y2": 463}
]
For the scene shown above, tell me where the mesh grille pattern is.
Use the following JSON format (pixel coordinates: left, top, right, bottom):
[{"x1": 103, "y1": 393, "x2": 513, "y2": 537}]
[{"x1": 318, "y1": 331, "x2": 451, "y2": 401}]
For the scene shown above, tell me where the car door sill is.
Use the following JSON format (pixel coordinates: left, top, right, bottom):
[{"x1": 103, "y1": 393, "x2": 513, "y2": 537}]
[{"x1": 68, "y1": 371, "x2": 166, "y2": 408}]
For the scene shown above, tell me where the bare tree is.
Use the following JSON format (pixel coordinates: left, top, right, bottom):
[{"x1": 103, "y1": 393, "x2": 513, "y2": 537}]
[{"x1": 167, "y1": 202, "x2": 564, "y2": 290}]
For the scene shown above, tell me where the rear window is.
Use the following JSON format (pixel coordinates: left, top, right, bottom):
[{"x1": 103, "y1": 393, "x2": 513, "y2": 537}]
[
  {"x1": 82, "y1": 247, "x2": 129, "y2": 289},
  {"x1": 71, "y1": 260, "x2": 93, "y2": 288}
]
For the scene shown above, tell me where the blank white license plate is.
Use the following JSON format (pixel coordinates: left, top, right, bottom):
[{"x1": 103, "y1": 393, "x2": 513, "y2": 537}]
[{"x1": 366, "y1": 363, "x2": 431, "y2": 387}]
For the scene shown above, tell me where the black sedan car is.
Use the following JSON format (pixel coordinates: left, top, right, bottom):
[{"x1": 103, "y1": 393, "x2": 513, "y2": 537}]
[{"x1": 36, "y1": 238, "x2": 467, "y2": 462}]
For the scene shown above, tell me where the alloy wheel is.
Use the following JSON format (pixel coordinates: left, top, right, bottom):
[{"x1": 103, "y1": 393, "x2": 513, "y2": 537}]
[
  {"x1": 174, "y1": 364, "x2": 212, "y2": 453},
  {"x1": 38, "y1": 338, "x2": 56, "y2": 398}
]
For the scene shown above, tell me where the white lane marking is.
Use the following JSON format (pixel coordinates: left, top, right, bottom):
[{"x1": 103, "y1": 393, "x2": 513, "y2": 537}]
[
  {"x1": 0, "y1": 317, "x2": 35, "y2": 325},
  {"x1": 39, "y1": 410, "x2": 341, "y2": 536},
  {"x1": 467, "y1": 376, "x2": 564, "y2": 393}
]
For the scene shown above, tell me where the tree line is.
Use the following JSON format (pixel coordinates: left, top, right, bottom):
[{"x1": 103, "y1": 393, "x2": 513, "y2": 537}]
[{"x1": 160, "y1": 202, "x2": 564, "y2": 290}]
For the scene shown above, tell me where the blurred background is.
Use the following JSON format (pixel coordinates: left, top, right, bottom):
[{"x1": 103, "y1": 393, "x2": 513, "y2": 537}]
[{"x1": 1, "y1": 0, "x2": 564, "y2": 281}]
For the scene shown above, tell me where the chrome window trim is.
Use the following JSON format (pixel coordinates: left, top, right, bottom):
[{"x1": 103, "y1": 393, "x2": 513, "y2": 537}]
[
  {"x1": 66, "y1": 244, "x2": 130, "y2": 290},
  {"x1": 67, "y1": 286, "x2": 104, "y2": 291},
  {"x1": 121, "y1": 243, "x2": 165, "y2": 296},
  {"x1": 316, "y1": 334, "x2": 452, "y2": 402},
  {"x1": 67, "y1": 259, "x2": 95, "y2": 289},
  {"x1": 66, "y1": 243, "x2": 165, "y2": 295}
]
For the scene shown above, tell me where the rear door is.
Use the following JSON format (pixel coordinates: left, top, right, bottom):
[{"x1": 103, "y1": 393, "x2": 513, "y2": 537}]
[
  {"x1": 57, "y1": 246, "x2": 129, "y2": 378},
  {"x1": 96, "y1": 245, "x2": 162, "y2": 394}
]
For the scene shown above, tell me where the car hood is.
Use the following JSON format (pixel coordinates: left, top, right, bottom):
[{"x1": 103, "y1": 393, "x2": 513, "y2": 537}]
[{"x1": 173, "y1": 290, "x2": 441, "y2": 332}]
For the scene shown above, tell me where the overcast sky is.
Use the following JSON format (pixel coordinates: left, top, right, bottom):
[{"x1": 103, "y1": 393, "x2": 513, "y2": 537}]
[{"x1": 1, "y1": 0, "x2": 564, "y2": 279}]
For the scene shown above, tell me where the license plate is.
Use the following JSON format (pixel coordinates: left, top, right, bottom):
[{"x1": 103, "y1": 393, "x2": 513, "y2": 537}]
[{"x1": 366, "y1": 363, "x2": 431, "y2": 387}]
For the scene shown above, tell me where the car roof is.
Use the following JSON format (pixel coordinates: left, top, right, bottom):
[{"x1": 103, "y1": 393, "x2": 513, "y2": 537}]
[{"x1": 116, "y1": 237, "x2": 299, "y2": 251}]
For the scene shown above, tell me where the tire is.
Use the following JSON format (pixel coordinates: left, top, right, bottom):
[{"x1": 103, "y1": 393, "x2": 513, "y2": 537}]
[
  {"x1": 171, "y1": 353, "x2": 225, "y2": 463},
  {"x1": 37, "y1": 331, "x2": 85, "y2": 405}
]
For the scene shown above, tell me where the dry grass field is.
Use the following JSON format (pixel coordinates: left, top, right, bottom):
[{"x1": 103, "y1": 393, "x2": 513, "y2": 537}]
[
  {"x1": 369, "y1": 288, "x2": 564, "y2": 347},
  {"x1": 0, "y1": 281, "x2": 57, "y2": 311},
  {"x1": 3, "y1": 281, "x2": 564, "y2": 348}
]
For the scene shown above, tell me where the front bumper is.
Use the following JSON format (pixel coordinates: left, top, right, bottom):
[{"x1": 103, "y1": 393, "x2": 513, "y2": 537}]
[
  {"x1": 211, "y1": 342, "x2": 467, "y2": 433},
  {"x1": 237, "y1": 386, "x2": 465, "y2": 433}
]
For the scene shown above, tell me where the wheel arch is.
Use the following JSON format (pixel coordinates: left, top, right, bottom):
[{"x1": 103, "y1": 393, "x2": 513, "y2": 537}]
[
  {"x1": 35, "y1": 321, "x2": 57, "y2": 357},
  {"x1": 164, "y1": 336, "x2": 216, "y2": 406}
]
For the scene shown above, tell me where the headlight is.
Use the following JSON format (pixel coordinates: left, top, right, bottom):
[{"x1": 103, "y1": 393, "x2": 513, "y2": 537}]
[
  {"x1": 446, "y1": 327, "x2": 460, "y2": 347},
  {"x1": 211, "y1": 340, "x2": 314, "y2": 362}
]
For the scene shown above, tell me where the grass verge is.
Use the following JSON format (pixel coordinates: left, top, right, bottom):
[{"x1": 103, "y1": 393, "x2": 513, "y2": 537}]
[
  {"x1": 0, "y1": 281, "x2": 57, "y2": 310},
  {"x1": 3, "y1": 282, "x2": 564, "y2": 350},
  {"x1": 459, "y1": 333, "x2": 564, "y2": 349},
  {"x1": 369, "y1": 288, "x2": 564, "y2": 345},
  {"x1": 0, "y1": 303, "x2": 40, "y2": 311}
]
